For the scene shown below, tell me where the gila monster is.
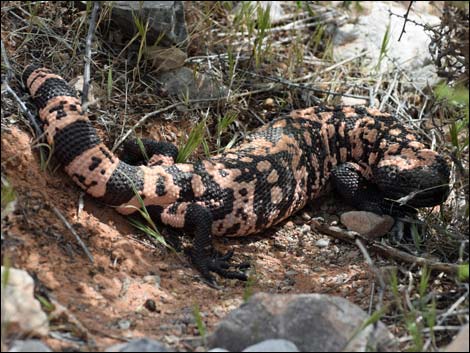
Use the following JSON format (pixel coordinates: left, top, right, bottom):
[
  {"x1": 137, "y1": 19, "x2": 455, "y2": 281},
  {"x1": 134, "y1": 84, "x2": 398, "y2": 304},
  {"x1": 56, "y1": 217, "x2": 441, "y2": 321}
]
[{"x1": 23, "y1": 64, "x2": 450, "y2": 284}]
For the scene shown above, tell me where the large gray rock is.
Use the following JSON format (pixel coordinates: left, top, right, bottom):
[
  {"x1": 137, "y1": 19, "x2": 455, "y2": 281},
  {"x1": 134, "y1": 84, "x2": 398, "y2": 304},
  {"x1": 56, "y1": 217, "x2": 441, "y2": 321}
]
[
  {"x1": 208, "y1": 293, "x2": 397, "y2": 352},
  {"x1": 111, "y1": 1, "x2": 187, "y2": 46},
  {"x1": 1, "y1": 267, "x2": 49, "y2": 337},
  {"x1": 8, "y1": 340, "x2": 52, "y2": 352},
  {"x1": 105, "y1": 338, "x2": 170, "y2": 352},
  {"x1": 243, "y1": 339, "x2": 299, "y2": 352},
  {"x1": 331, "y1": 1, "x2": 440, "y2": 88}
]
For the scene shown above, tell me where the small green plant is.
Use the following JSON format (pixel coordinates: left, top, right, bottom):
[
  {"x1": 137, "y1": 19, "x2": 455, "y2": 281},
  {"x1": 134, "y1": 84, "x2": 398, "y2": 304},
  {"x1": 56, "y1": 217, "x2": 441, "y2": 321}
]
[
  {"x1": 435, "y1": 84, "x2": 469, "y2": 158},
  {"x1": 216, "y1": 111, "x2": 238, "y2": 152},
  {"x1": 309, "y1": 24, "x2": 333, "y2": 60},
  {"x1": 405, "y1": 312, "x2": 424, "y2": 352},
  {"x1": 193, "y1": 304, "x2": 207, "y2": 342},
  {"x1": 233, "y1": 2, "x2": 256, "y2": 37},
  {"x1": 424, "y1": 298, "x2": 437, "y2": 348},
  {"x1": 226, "y1": 45, "x2": 238, "y2": 93},
  {"x1": 232, "y1": 2, "x2": 272, "y2": 67},
  {"x1": 345, "y1": 305, "x2": 388, "y2": 350},
  {"x1": 128, "y1": 217, "x2": 168, "y2": 248},
  {"x1": 176, "y1": 118, "x2": 207, "y2": 163},
  {"x1": 135, "y1": 137, "x2": 150, "y2": 162},
  {"x1": 243, "y1": 271, "x2": 256, "y2": 303},
  {"x1": 458, "y1": 263, "x2": 469, "y2": 281},
  {"x1": 376, "y1": 22, "x2": 391, "y2": 71},
  {"x1": 35, "y1": 294, "x2": 55, "y2": 312},
  {"x1": 34, "y1": 143, "x2": 54, "y2": 173},
  {"x1": 296, "y1": 1, "x2": 315, "y2": 16},
  {"x1": 418, "y1": 266, "x2": 431, "y2": 309},
  {"x1": 253, "y1": 4, "x2": 271, "y2": 68},
  {"x1": 117, "y1": 6, "x2": 152, "y2": 76},
  {"x1": 411, "y1": 224, "x2": 422, "y2": 253},
  {"x1": 107, "y1": 63, "x2": 113, "y2": 99},
  {"x1": 388, "y1": 267, "x2": 439, "y2": 352},
  {"x1": 117, "y1": 170, "x2": 170, "y2": 249},
  {"x1": 131, "y1": 9, "x2": 150, "y2": 69}
]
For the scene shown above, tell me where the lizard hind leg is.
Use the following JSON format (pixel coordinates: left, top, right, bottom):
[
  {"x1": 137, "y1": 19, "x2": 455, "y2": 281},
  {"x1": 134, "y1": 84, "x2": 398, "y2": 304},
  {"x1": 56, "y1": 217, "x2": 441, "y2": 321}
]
[
  {"x1": 184, "y1": 203, "x2": 249, "y2": 285},
  {"x1": 121, "y1": 138, "x2": 178, "y2": 167},
  {"x1": 148, "y1": 202, "x2": 248, "y2": 285}
]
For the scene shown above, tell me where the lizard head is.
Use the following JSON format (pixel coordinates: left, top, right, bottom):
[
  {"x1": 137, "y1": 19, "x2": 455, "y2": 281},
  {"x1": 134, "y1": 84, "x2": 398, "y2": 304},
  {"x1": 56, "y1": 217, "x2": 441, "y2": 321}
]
[{"x1": 373, "y1": 149, "x2": 450, "y2": 208}]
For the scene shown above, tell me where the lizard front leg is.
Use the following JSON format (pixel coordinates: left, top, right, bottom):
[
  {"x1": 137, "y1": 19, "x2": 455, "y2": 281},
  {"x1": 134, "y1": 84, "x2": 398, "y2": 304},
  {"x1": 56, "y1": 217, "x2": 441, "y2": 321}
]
[{"x1": 331, "y1": 162, "x2": 417, "y2": 216}]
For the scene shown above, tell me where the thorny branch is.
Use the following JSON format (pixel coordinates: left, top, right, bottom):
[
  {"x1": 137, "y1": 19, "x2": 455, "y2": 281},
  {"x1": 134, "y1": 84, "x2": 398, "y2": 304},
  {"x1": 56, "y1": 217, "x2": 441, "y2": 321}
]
[{"x1": 398, "y1": 1, "x2": 415, "y2": 42}]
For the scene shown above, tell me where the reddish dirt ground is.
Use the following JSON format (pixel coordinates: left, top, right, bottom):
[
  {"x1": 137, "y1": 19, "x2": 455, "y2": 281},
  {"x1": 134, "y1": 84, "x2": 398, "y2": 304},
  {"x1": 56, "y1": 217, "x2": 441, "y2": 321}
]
[{"x1": 1, "y1": 126, "x2": 375, "y2": 351}]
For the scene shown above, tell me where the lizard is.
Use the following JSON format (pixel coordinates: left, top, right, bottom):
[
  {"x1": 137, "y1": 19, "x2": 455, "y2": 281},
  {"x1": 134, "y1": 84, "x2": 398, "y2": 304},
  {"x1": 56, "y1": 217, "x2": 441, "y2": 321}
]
[{"x1": 22, "y1": 64, "x2": 450, "y2": 285}]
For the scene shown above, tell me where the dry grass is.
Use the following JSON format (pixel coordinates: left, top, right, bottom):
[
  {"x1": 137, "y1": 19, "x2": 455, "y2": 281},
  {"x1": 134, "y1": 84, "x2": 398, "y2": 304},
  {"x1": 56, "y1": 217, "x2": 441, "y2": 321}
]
[{"x1": 1, "y1": 1, "x2": 468, "y2": 351}]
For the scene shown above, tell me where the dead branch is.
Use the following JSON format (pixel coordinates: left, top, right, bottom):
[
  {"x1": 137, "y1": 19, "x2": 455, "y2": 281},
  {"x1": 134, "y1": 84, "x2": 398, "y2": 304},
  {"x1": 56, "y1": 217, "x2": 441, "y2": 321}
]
[
  {"x1": 82, "y1": 1, "x2": 100, "y2": 112},
  {"x1": 311, "y1": 219, "x2": 461, "y2": 275}
]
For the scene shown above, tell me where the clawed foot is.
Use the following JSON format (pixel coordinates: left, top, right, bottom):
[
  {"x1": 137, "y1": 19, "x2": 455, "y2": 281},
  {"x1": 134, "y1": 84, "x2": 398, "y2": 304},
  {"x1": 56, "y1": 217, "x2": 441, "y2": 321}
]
[{"x1": 192, "y1": 249, "x2": 250, "y2": 287}]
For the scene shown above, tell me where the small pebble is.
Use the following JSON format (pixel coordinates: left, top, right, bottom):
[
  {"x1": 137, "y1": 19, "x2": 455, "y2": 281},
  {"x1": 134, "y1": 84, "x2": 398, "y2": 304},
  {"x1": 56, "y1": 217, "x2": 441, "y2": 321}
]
[
  {"x1": 300, "y1": 224, "x2": 311, "y2": 235},
  {"x1": 144, "y1": 299, "x2": 157, "y2": 312},
  {"x1": 264, "y1": 98, "x2": 275, "y2": 108},
  {"x1": 315, "y1": 238, "x2": 330, "y2": 248},
  {"x1": 118, "y1": 319, "x2": 131, "y2": 330},
  {"x1": 143, "y1": 275, "x2": 161, "y2": 288}
]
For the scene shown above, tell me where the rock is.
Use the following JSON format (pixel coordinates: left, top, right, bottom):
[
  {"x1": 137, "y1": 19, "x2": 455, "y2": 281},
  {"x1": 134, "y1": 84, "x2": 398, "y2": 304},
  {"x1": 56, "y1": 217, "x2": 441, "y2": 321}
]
[
  {"x1": 340, "y1": 211, "x2": 395, "y2": 238},
  {"x1": 315, "y1": 238, "x2": 330, "y2": 248},
  {"x1": 243, "y1": 339, "x2": 299, "y2": 352},
  {"x1": 264, "y1": 97, "x2": 275, "y2": 108},
  {"x1": 69, "y1": 75, "x2": 98, "y2": 106},
  {"x1": 158, "y1": 67, "x2": 228, "y2": 101},
  {"x1": 111, "y1": 1, "x2": 187, "y2": 46},
  {"x1": 443, "y1": 324, "x2": 469, "y2": 352},
  {"x1": 299, "y1": 224, "x2": 311, "y2": 235},
  {"x1": 331, "y1": 1, "x2": 441, "y2": 87},
  {"x1": 8, "y1": 340, "x2": 52, "y2": 352},
  {"x1": 145, "y1": 46, "x2": 187, "y2": 72},
  {"x1": 105, "y1": 338, "x2": 170, "y2": 352},
  {"x1": 118, "y1": 319, "x2": 131, "y2": 330},
  {"x1": 144, "y1": 299, "x2": 157, "y2": 312},
  {"x1": 143, "y1": 274, "x2": 161, "y2": 288},
  {"x1": 208, "y1": 349, "x2": 229, "y2": 353},
  {"x1": 1, "y1": 267, "x2": 49, "y2": 337},
  {"x1": 208, "y1": 293, "x2": 397, "y2": 352}
]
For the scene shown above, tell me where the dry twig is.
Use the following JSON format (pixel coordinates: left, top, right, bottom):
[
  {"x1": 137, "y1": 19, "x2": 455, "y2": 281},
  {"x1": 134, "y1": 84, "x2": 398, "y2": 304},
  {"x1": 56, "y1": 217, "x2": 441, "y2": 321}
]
[
  {"x1": 82, "y1": 1, "x2": 100, "y2": 112},
  {"x1": 311, "y1": 220, "x2": 461, "y2": 275},
  {"x1": 52, "y1": 206, "x2": 94, "y2": 264}
]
